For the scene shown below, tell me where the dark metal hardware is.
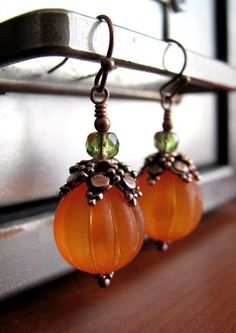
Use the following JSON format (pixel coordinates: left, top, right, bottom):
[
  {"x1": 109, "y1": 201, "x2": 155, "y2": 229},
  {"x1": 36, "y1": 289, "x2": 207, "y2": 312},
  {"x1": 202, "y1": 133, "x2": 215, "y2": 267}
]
[
  {"x1": 0, "y1": 8, "x2": 235, "y2": 97},
  {"x1": 170, "y1": 0, "x2": 187, "y2": 12}
]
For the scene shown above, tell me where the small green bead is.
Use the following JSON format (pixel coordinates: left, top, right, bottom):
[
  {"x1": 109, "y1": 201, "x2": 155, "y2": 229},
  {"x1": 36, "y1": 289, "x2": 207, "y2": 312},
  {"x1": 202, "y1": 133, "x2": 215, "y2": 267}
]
[
  {"x1": 154, "y1": 131, "x2": 179, "y2": 152},
  {"x1": 86, "y1": 132, "x2": 119, "y2": 159},
  {"x1": 86, "y1": 132, "x2": 101, "y2": 158}
]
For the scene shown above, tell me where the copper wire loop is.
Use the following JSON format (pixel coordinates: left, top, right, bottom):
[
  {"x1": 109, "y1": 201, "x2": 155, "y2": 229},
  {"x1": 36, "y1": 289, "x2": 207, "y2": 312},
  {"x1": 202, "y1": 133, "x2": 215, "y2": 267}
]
[
  {"x1": 90, "y1": 86, "x2": 109, "y2": 104},
  {"x1": 160, "y1": 38, "x2": 188, "y2": 102},
  {"x1": 159, "y1": 39, "x2": 188, "y2": 132},
  {"x1": 161, "y1": 94, "x2": 173, "y2": 111},
  {"x1": 162, "y1": 39, "x2": 187, "y2": 78},
  {"x1": 91, "y1": 15, "x2": 115, "y2": 94}
]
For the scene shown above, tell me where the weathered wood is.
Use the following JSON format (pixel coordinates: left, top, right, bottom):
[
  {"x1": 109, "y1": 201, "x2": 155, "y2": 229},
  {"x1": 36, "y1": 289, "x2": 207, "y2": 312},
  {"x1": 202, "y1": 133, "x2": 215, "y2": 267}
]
[{"x1": 1, "y1": 201, "x2": 236, "y2": 333}]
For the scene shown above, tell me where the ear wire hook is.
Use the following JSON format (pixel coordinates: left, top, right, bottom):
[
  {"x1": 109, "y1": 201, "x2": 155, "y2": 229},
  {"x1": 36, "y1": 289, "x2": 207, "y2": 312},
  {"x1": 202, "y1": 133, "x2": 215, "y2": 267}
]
[
  {"x1": 160, "y1": 39, "x2": 190, "y2": 110},
  {"x1": 47, "y1": 14, "x2": 115, "y2": 81},
  {"x1": 47, "y1": 57, "x2": 68, "y2": 74},
  {"x1": 93, "y1": 14, "x2": 115, "y2": 93}
]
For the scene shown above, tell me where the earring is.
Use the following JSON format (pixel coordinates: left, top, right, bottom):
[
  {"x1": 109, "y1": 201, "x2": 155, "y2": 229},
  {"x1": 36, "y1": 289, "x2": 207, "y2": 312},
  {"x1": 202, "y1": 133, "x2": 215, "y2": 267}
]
[
  {"x1": 54, "y1": 15, "x2": 144, "y2": 287},
  {"x1": 138, "y1": 40, "x2": 202, "y2": 251}
]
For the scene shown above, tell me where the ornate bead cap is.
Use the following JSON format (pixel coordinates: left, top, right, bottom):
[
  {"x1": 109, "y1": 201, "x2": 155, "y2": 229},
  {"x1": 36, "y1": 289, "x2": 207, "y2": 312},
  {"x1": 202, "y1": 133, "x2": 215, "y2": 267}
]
[
  {"x1": 60, "y1": 159, "x2": 142, "y2": 206},
  {"x1": 140, "y1": 151, "x2": 201, "y2": 185}
]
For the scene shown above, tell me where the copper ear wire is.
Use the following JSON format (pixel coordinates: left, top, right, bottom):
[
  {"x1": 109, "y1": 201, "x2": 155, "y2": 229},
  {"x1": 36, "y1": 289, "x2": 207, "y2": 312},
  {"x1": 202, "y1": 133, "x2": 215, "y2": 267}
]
[
  {"x1": 160, "y1": 39, "x2": 189, "y2": 108},
  {"x1": 160, "y1": 39, "x2": 190, "y2": 131},
  {"x1": 91, "y1": 14, "x2": 115, "y2": 95},
  {"x1": 89, "y1": 15, "x2": 116, "y2": 133},
  {"x1": 48, "y1": 14, "x2": 115, "y2": 84}
]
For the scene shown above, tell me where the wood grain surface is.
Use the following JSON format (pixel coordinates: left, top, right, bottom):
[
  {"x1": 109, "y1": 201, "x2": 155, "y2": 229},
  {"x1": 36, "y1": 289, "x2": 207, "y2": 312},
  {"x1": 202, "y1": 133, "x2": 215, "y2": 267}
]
[{"x1": 1, "y1": 201, "x2": 236, "y2": 333}]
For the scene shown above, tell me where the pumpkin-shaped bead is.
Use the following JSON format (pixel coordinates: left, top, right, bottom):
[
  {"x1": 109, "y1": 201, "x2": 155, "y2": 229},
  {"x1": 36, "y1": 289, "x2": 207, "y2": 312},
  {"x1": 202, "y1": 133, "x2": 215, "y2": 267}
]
[
  {"x1": 54, "y1": 183, "x2": 144, "y2": 276},
  {"x1": 138, "y1": 170, "x2": 202, "y2": 242}
]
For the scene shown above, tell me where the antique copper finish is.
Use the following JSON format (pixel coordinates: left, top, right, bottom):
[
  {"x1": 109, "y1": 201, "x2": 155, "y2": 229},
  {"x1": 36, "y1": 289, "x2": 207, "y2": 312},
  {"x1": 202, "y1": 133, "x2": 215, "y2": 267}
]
[
  {"x1": 54, "y1": 15, "x2": 146, "y2": 288},
  {"x1": 160, "y1": 39, "x2": 190, "y2": 132},
  {"x1": 92, "y1": 15, "x2": 115, "y2": 94},
  {"x1": 89, "y1": 15, "x2": 116, "y2": 135},
  {"x1": 90, "y1": 87, "x2": 111, "y2": 132},
  {"x1": 58, "y1": 15, "x2": 143, "y2": 209},
  {"x1": 58, "y1": 15, "x2": 140, "y2": 206},
  {"x1": 60, "y1": 159, "x2": 142, "y2": 206},
  {"x1": 139, "y1": 39, "x2": 202, "y2": 251},
  {"x1": 56, "y1": 16, "x2": 144, "y2": 288},
  {"x1": 140, "y1": 151, "x2": 201, "y2": 184},
  {"x1": 60, "y1": 15, "x2": 142, "y2": 208},
  {"x1": 93, "y1": 272, "x2": 115, "y2": 288}
]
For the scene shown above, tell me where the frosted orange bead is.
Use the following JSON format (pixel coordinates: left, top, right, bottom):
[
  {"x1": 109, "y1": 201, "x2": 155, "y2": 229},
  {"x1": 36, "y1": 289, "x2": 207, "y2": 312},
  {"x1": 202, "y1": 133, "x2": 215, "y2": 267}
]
[
  {"x1": 138, "y1": 170, "x2": 202, "y2": 242},
  {"x1": 54, "y1": 183, "x2": 145, "y2": 275}
]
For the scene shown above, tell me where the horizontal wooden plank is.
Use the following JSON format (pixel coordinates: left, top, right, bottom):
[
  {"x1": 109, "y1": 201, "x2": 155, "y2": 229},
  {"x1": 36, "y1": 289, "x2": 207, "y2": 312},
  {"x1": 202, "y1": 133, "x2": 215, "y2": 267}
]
[{"x1": 1, "y1": 201, "x2": 236, "y2": 332}]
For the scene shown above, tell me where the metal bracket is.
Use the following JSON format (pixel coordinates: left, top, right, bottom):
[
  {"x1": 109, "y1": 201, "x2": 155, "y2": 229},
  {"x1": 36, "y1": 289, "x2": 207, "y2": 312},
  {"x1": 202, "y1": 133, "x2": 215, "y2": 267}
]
[{"x1": 0, "y1": 9, "x2": 235, "y2": 97}]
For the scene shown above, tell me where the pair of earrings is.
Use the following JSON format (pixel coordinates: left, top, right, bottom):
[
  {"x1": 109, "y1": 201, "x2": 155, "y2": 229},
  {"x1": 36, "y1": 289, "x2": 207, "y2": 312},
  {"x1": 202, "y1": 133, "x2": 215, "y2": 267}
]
[{"x1": 54, "y1": 15, "x2": 202, "y2": 287}]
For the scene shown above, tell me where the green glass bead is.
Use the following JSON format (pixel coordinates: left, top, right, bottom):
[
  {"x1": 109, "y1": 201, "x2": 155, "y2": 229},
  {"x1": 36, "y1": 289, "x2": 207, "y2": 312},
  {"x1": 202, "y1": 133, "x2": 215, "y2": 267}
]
[
  {"x1": 154, "y1": 131, "x2": 179, "y2": 152},
  {"x1": 86, "y1": 132, "x2": 119, "y2": 159}
]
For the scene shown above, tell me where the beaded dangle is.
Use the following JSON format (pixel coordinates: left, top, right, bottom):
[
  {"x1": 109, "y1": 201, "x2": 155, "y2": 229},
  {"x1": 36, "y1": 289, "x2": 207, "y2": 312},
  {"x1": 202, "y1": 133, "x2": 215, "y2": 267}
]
[
  {"x1": 54, "y1": 15, "x2": 144, "y2": 287},
  {"x1": 138, "y1": 40, "x2": 202, "y2": 251}
]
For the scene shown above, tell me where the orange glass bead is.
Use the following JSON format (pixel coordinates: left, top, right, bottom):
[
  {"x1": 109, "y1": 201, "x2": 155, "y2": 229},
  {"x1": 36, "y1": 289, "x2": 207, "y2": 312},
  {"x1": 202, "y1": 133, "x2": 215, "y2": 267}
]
[
  {"x1": 54, "y1": 183, "x2": 145, "y2": 275},
  {"x1": 138, "y1": 170, "x2": 202, "y2": 242}
]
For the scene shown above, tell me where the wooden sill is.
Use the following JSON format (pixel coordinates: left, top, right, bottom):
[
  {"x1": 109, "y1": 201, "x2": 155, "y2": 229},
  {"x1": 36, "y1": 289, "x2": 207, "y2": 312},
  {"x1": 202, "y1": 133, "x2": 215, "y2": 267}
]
[{"x1": 1, "y1": 201, "x2": 236, "y2": 333}]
